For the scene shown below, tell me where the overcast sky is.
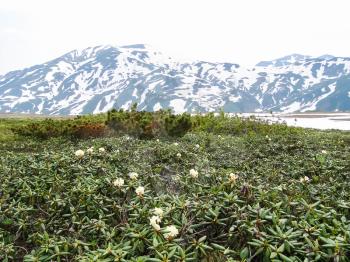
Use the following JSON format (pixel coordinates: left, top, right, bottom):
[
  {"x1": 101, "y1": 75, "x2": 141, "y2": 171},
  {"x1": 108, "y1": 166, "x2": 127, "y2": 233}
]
[{"x1": 1, "y1": 0, "x2": 350, "y2": 75}]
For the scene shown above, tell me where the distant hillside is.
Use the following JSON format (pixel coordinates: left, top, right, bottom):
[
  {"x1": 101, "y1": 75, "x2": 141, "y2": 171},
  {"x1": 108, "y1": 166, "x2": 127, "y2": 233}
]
[{"x1": 0, "y1": 44, "x2": 349, "y2": 114}]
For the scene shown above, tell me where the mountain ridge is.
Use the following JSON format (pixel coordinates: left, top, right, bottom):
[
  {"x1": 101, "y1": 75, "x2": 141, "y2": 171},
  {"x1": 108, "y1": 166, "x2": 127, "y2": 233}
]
[{"x1": 0, "y1": 44, "x2": 349, "y2": 115}]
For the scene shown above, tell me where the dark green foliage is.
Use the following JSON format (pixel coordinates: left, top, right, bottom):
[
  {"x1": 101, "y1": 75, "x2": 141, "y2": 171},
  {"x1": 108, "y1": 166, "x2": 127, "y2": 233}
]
[
  {"x1": 11, "y1": 109, "x2": 304, "y2": 141},
  {"x1": 106, "y1": 108, "x2": 167, "y2": 138},
  {"x1": 106, "y1": 108, "x2": 192, "y2": 138},
  {"x1": 164, "y1": 113, "x2": 192, "y2": 137},
  {"x1": 0, "y1": 129, "x2": 350, "y2": 260},
  {"x1": 3, "y1": 109, "x2": 350, "y2": 260},
  {"x1": 10, "y1": 115, "x2": 107, "y2": 139}
]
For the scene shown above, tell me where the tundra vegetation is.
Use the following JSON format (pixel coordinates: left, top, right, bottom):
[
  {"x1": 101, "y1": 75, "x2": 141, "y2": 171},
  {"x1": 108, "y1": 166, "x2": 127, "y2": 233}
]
[{"x1": 0, "y1": 108, "x2": 350, "y2": 261}]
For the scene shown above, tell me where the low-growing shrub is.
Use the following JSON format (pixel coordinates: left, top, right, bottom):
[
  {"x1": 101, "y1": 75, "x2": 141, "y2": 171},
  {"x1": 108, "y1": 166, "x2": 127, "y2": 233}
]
[
  {"x1": 11, "y1": 115, "x2": 107, "y2": 139},
  {"x1": 70, "y1": 123, "x2": 107, "y2": 139},
  {"x1": 11, "y1": 107, "x2": 305, "y2": 140},
  {"x1": 1, "y1": 130, "x2": 350, "y2": 260}
]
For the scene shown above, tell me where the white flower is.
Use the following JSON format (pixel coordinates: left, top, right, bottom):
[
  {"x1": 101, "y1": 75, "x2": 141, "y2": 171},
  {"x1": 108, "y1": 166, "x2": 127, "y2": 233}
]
[
  {"x1": 300, "y1": 176, "x2": 310, "y2": 183},
  {"x1": 99, "y1": 147, "x2": 106, "y2": 153},
  {"x1": 189, "y1": 169, "x2": 198, "y2": 178},
  {"x1": 164, "y1": 225, "x2": 179, "y2": 239},
  {"x1": 113, "y1": 178, "x2": 124, "y2": 187},
  {"x1": 129, "y1": 172, "x2": 139, "y2": 180},
  {"x1": 321, "y1": 150, "x2": 327, "y2": 154},
  {"x1": 135, "y1": 186, "x2": 145, "y2": 196},
  {"x1": 149, "y1": 215, "x2": 161, "y2": 231},
  {"x1": 173, "y1": 142, "x2": 179, "y2": 146},
  {"x1": 195, "y1": 144, "x2": 200, "y2": 149},
  {"x1": 218, "y1": 135, "x2": 222, "y2": 138},
  {"x1": 75, "y1": 149, "x2": 84, "y2": 158},
  {"x1": 176, "y1": 153, "x2": 182, "y2": 158},
  {"x1": 229, "y1": 173, "x2": 238, "y2": 183},
  {"x1": 156, "y1": 139, "x2": 160, "y2": 142},
  {"x1": 86, "y1": 147, "x2": 94, "y2": 154},
  {"x1": 153, "y1": 207, "x2": 163, "y2": 217}
]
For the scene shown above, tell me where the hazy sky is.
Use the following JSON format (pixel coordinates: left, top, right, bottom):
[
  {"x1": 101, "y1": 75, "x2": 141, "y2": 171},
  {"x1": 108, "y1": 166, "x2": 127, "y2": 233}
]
[{"x1": 1, "y1": 0, "x2": 350, "y2": 75}]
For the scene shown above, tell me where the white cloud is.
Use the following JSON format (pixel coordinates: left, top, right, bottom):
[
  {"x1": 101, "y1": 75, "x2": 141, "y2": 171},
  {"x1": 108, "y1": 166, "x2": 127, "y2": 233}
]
[{"x1": 1, "y1": 0, "x2": 350, "y2": 74}]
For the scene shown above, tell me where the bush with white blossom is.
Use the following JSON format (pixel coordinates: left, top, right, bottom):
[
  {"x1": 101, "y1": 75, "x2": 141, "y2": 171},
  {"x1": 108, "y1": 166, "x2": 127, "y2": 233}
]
[{"x1": 2, "y1": 123, "x2": 349, "y2": 261}]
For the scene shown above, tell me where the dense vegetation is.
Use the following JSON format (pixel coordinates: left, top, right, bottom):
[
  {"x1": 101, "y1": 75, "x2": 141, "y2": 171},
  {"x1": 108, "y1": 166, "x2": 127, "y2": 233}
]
[
  {"x1": 8, "y1": 107, "x2": 299, "y2": 141},
  {"x1": 1, "y1": 110, "x2": 350, "y2": 261}
]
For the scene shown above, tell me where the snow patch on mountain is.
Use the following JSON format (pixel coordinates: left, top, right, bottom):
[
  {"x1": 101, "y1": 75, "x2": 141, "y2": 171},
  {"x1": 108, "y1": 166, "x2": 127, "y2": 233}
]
[
  {"x1": 300, "y1": 82, "x2": 337, "y2": 112},
  {"x1": 170, "y1": 99, "x2": 187, "y2": 113},
  {"x1": 0, "y1": 45, "x2": 350, "y2": 114}
]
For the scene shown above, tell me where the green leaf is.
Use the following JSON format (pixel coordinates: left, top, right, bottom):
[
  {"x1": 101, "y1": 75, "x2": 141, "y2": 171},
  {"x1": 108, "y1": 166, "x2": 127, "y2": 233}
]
[
  {"x1": 240, "y1": 247, "x2": 249, "y2": 259},
  {"x1": 198, "y1": 236, "x2": 207, "y2": 243},
  {"x1": 152, "y1": 237, "x2": 159, "y2": 247},
  {"x1": 279, "y1": 253, "x2": 294, "y2": 262},
  {"x1": 277, "y1": 243, "x2": 285, "y2": 253},
  {"x1": 211, "y1": 243, "x2": 226, "y2": 251},
  {"x1": 270, "y1": 252, "x2": 278, "y2": 259}
]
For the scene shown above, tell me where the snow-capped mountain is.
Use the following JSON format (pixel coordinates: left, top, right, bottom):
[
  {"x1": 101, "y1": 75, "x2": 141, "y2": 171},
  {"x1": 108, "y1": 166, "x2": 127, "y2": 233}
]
[
  {"x1": 0, "y1": 44, "x2": 350, "y2": 115},
  {"x1": 256, "y1": 54, "x2": 312, "y2": 67}
]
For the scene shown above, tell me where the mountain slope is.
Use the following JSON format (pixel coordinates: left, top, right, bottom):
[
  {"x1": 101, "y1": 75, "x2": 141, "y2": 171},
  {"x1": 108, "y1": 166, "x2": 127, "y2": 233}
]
[{"x1": 0, "y1": 45, "x2": 350, "y2": 114}]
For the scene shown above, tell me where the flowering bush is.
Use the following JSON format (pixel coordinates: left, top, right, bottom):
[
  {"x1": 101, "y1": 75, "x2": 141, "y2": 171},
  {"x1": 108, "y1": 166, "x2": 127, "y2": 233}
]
[{"x1": 1, "y1": 122, "x2": 350, "y2": 261}]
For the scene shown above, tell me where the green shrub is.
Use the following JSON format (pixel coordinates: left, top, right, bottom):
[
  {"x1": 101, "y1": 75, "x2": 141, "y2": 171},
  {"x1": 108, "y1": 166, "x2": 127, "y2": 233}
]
[
  {"x1": 1, "y1": 129, "x2": 350, "y2": 260},
  {"x1": 11, "y1": 108, "x2": 306, "y2": 141},
  {"x1": 164, "y1": 113, "x2": 192, "y2": 137}
]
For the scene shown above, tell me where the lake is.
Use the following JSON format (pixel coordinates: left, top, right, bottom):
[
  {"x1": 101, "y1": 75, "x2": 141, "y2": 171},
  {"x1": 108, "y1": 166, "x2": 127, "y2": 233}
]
[{"x1": 239, "y1": 113, "x2": 350, "y2": 131}]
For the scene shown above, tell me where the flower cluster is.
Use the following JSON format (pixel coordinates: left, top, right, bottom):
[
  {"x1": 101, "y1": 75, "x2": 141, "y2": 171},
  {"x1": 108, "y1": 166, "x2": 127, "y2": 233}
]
[
  {"x1": 149, "y1": 215, "x2": 161, "y2": 231},
  {"x1": 135, "y1": 186, "x2": 145, "y2": 196},
  {"x1": 99, "y1": 147, "x2": 105, "y2": 153},
  {"x1": 113, "y1": 178, "x2": 124, "y2": 187},
  {"x1": 75, "y1": 149, "x2": 84, "y2": 158},
  {"x1": 164, "y1": 225, "x2": 179, "y2": 239},
  {"x1": 87, "y1": 147, "x2": 94, "y2": 154},
  {"x1": 229, "y1": 173, "x2": 238, "y2": 183},
  {"x1": 153, "y1": 207, "x2": 164, "y2": 217},
  {"x1": 300, "y1": 176, "x2": 310, "y2": 183},
  {"x1": 75, "y1": 147, "x2": 106, "y2": 158},
  {"x1": 129, "y1": 172, "x2": 139, "y2": 180},
  {"x1": 189, "y1": 169, "x2": 198, "y2": 178},
  {"x1": 148, "y1": 207, "x2": 178, "y2": 240}
]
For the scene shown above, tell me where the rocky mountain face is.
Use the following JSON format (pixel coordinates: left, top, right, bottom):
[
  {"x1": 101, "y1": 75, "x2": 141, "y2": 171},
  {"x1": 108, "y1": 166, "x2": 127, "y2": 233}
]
[{"x1": 0, "y1": 44, "x2": 349, "y2": 114}]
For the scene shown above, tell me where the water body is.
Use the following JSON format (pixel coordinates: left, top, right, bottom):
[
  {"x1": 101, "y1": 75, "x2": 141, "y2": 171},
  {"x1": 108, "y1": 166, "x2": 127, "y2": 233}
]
[{"x1": 240, "y1": 113, "x2": 350, "y2": 131}]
